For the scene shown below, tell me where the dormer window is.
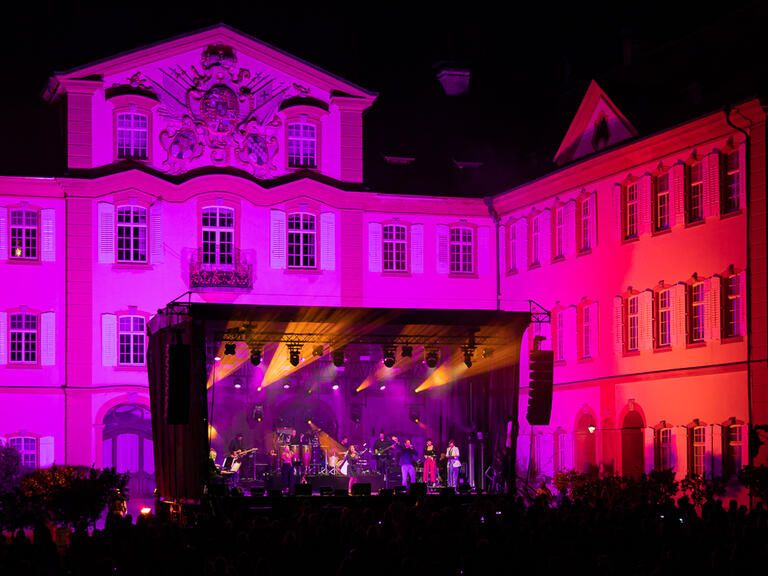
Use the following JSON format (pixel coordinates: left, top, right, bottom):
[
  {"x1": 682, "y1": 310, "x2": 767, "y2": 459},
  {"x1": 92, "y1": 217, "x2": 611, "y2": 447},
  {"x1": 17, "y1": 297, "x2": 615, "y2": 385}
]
[
  {"x1": 117, "y1": 112, "x2": 149, "y2": 160},
  {"x1": 287, "y1": 122, "x2": 317, "y2": 169}
]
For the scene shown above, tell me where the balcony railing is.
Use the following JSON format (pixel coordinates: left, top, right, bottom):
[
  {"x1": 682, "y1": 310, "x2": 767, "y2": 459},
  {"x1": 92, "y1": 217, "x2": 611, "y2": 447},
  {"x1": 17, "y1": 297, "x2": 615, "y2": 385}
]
[{"x1": 189, "y1": 248, "x2": 252, "y2": 289}]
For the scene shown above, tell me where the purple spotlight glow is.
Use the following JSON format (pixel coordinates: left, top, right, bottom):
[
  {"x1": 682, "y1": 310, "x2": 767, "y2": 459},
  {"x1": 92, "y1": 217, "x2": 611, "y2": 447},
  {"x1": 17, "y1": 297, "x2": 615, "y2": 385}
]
[
  {"x1": 214, "y1": 356, "x2": 221, "y2": 362},
  {"x1": 234, "y1": 383, "x2": 242, "y2": 389},
  {"x1": 379, "y1": 384, "x2": 386, "y2": 391},
  {"x1": 283, "y1": 383, "x2": 290, "y2": 390},
  {"x1": 257, "y1": 386, "x2": 262, "y2": 392},
  {"x1": 332, "y1": 384, "x2": 339, "y2": 390}
]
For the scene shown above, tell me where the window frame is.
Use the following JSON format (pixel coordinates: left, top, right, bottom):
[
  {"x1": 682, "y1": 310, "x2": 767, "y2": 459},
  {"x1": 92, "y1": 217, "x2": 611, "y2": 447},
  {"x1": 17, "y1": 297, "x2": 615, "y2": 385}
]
[
  {"x1": 686, "y1": 160, "x2": 704, "y2": 225},
  {"x1": 655, "y1": 287, "x2": 672, "y2": 349},
  {"x1": 689, "y1": 282, "x2": 705, "y2": 345},
  {"x1": 655, "y1": 427, "x2": 673, "y2": 471},
  {"x1": 653, "y1": 171, "x2": 671, "y2": 233},
  {"x1": 116, "y1": 111, "x2": 150, "y2": 161},
  {"x1": 529, "y1": 212, "x2": 541, "y2": 268},
  {"x1": 7, "y1": 435, "x2": 38, "y2": 469},
  {"x1": 626, "y1": 294, "x2": 640, "y2": 353},
  {"x1": 577, "y1": 195, "x2": 592, "y2": 253},
  {"x1": 721, "y1": 149, "x2": 741, "y2": 215},
  {"x1": 623, "y1": 181, "x2": 639, "y2": 240},
  {"x1": 690, "y1": 425, "x2": 706, "y2": 477},
  {"x1": 553, "y1": 204, "x2": 565, "y2": 260},
  {"x1": 722, "y1": 273, "x2": 741, "y2": 339},
  {"x1": 286, "y1": 120, "x2": 319, "y2": 170}
]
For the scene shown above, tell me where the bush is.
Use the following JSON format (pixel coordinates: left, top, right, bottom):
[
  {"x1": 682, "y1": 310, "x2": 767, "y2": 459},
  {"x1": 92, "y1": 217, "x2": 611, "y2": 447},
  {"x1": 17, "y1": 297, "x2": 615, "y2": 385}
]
[
  {"x1": 738, "y1": 465, "x2": 768, "y2": 503},
  {"x1": 0, "y1": 444, "x2": 23, "y2": 494}
]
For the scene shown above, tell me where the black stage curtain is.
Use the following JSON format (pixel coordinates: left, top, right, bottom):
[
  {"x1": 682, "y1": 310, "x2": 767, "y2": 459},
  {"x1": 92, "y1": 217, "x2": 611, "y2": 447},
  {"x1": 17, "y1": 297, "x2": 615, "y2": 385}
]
[{"x1": 147, "y1": 317, "x2": 207, "y2": 502}]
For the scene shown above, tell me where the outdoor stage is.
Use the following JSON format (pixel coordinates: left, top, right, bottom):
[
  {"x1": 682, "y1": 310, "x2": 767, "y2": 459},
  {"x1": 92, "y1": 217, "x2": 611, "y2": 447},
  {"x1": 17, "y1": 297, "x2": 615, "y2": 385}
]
[{"x1": 147, "y1": 302, "x2": 532, "y2": 503}]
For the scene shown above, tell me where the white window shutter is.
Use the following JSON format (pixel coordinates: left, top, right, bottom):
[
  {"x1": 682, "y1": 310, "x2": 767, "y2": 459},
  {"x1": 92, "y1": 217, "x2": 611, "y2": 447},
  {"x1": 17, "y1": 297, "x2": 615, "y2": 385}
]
[
  {"x1": 0, "y1": 206, "x2": 7, "y2": 261},
  {"x1": 639, "y1": 289, "x2": 653, "y2": 351},
  {"x1": 588, "y1": 302, "x2": 599, "y2": 358},
  {"x1": 270, "y1": 209, "x2": 286, "y2": 269},
  {"x1": 498, "y1": 224, "x2": 506, "y2": 274},
  {"x1": 97, "y1": 202, "x2": 115, "y2": 264},
  {"x1": 368, "y1": 222, "x2": 383, "y2": 273},
  {"x1": 41, "y1": 209, "x2": 56, "y2": 262},
  {"x1": 539, "y1": 210, "x2": 551, "y2": 264},
  {"x1": 588, "y1": 192, "x2": 598, "y2": 249},
  {"x1": 671, "y1": 162, "x2": 685, "y2": 227},
  {"x1": 673, "y1": 427, "x2": 687, "y2": 479},
  {"x1": 644, "y1": 428, "x2": 655, "y2": 474},
  {"x1": 638, "y1": 174, "x2": 652, "y2": 236},
  {"x1": 710, "y1": 275, "x2": 721, "y2": 341},
  {"x1": 739, "y1": 270, "x2": 747, "y2": 336},
  {"x1": 410, "y1": 224, "x2": 424, "y2": 274},
  {"x1": 564, "y1": 200, "x2": 576, "y2": 257},
  {"x1": 0, "y1": 311, "x2": 6, "y2": 365},
  {"x1": 738, "y1": 144, "x2": 747, "y2": 212},
  {"x1": 613, "y1": 184, "x2": 622, "y2": 241},
  {"x1": 613, "y1": 295, "x2": 624, "y2": 354},
  {"x1": 436, "y1": 224, "x2": 449, "y2": 274},
  {"x1": 478, "y1": 226, "x2": 490, "y2": 276},
  {"x1": 563, "y1": 305, "x2": 577, "y2": 361},
  {"x1": 516, "y1": 218, "x2": 528, "y2": 271},
  {"x1": 672, "y1": 283, "x2": 687, "y2": 348},
  {"x1": 320, "y1": 212, "x2": 336, "y2": 271},
  {"x1": 41, "y1": 311, "x2": 55, "y2": 366},
  {"x1": 704, "y1": 151, "x2": 721, "y2": 218},
  {"x1": 39, "y1": 436, "x2": 55, "y2": 468},
  {"x1": 150, "y1": 201, "x2": 164, "y2": 264},
  {"x1": 101, "y1": 313, "x2": 117, "y2": 367}
]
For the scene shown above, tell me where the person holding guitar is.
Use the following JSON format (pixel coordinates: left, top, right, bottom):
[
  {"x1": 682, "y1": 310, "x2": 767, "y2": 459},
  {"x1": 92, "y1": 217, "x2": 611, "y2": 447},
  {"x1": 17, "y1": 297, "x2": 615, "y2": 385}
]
[{"x1": 373, "y1": 432, "x2": 394, "y2": 477}]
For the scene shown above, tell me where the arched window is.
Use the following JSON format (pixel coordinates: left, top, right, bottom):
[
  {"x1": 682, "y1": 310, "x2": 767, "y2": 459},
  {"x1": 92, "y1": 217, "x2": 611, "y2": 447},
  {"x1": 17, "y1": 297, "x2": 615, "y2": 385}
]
[
  {"x1": 118, "y1": 315, "x2": 145, "y2": 366},
  {"x1": 102, "y1": 404, "x2": 154, "y2": 498}
]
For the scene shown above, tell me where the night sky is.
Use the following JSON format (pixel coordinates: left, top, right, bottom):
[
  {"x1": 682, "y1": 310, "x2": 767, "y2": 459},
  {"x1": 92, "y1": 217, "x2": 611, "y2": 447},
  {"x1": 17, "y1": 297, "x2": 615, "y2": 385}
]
[{"x1": 0, "y1": 1, "x2": 762, "y2": 193}]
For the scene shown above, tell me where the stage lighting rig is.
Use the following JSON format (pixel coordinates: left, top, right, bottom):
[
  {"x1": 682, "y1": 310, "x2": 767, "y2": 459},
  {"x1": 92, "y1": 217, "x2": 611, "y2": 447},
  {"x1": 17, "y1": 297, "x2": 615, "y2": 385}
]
[
  {"x1": 287, "y1": 343, "x2": 302, "y2": 367},
  {"x1": 224, "y1": 343, "x2": 236, "y2": 356},
  {"x1": 382, "y1": 346, "x2": 397, "y2": 368},
  {"x1": 332, "y1": 349, "x2": 345, "y2": 367},
  {"x1": 425, "y1": 348, "x2": 439, "y2": 368},
  {"x1": 250, "y1": 346, "x2": 262, "y2": 366},
  {"x1": 462, "y1": 347, "x2": 475, "y2": 368},
  {"x1": 401, "y1": 345, "x2": 413, "y2": 358}
]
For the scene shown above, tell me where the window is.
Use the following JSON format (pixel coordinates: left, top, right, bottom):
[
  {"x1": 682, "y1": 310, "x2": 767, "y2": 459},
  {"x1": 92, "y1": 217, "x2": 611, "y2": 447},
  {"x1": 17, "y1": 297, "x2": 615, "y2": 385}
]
[
  {"x1": 117, "y1": 113, "x2": 148, "y2": 160},
  {"x1": 555, "y1": 311, "x2": 565, "y2": 362},
  {"x1": 287, "y1": 213, "x2": 316, "y2": 269},
  {"x1": 625, "y1": 183, "x2": 638, "y2": 239},
  {"x1": 687, "y1": 162, "x2": 704, "y2": 223},
  {"x1": 723, "y1": 151, "x2": 740, "y2": 214},
  {"x1": 287, "y1": 122, "x2": 317, "y2": 169},
  {"x1": 582, "y1": 306, "x2": 592, "y2": 358},
  {"x1": 119, "y1": 315, "x2": 145, "y2": 366},
  {"x1": 383, "y1": 224, "x2": 407, "y2": 272},
  {"x1": 509, "y1": 224, "x2": 517, "y2": 272},
  {"x1": 201, "y1": 207, "x2": 234, "y2": 267},
  {"x1": 10, "y1": 209, "x2": 38, "y2": 260},
  {"x1": 723, "y1": 424, "x2": 743, "y2": 478},
  {"x1": 530, "y1": 215, "x2": 540, "y2": 266},
  {"x1": 116, "y1": 206, "x2": 147, "y2": 263},
  {"x1": 656, "y1": 289, "x2": 671, "y2": 348},
  {"x1": 554, "y1": 206, "x2": 565, "y2": 259},
  {"x1": 9, "y1": 437, "x2": 37, "y2": 469},
  {"x1": 626, "y1": 295, "x2": 639, "y2": 352},
  {"x1": 579, "y1": 199, "x2": 591, "y2": 252},
  {"x1": 10, "y1": 312, "x2": 37, "y2": 364},
  {"x1": 654, "y1": 173, "x2": 670, "y2": 232},
  {"x1": 723, "y1": 275, "x2": 741, "y2": 338},
  {"x1": 691, "y1": 426, "x2": 706, "y2": 476},
  {"x1": 449, "y1": 226, "x2": 473, "y2": 274},
  {"x1": 689, "y1": 283, "x2": 705, "y2": 343},
  {"x1": 656, "y1": 428, "x2": 673, "y2": 470}
]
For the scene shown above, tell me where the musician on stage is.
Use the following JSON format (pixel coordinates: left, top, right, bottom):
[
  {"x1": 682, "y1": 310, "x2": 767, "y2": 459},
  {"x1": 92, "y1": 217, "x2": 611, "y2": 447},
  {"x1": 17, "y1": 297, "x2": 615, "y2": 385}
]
[
  {"x1": 340, "y1": 444, "x2": 360, "y2": 494},
  {"x1": 423, "y1": 439, "x2": 438, "y2": 486},
  {"x1": 446, "y1": 439, "x2": 461, "y2": 488},
  {"x1": 280, "y1": 444, "x2": 297, "y2": 493},
  {"x1": 397, "y1": 438, "x2": 418, "y2": 488},
  {"x1": 228, "y1": 432, "x2": 245, "y2": 457},
  {"x1": 373, "y1": 431, "x2": 393, "y2": 476}
]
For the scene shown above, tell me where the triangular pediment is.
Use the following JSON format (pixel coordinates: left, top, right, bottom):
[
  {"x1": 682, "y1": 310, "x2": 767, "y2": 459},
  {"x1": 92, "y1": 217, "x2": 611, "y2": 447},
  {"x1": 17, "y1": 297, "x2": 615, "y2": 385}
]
[
  {"x1": 554, "y1": 80, "x2": 637, "y2": 166},
  {"x1": 52, "y1": 24, "x2": 375, "y2": 100}
]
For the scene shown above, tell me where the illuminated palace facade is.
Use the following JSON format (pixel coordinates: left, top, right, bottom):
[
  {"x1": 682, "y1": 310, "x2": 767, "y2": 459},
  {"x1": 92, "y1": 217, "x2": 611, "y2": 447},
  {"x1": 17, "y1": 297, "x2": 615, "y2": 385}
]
[{"x1": 0, "y1": 25, "x2": 765, "y2": 498}]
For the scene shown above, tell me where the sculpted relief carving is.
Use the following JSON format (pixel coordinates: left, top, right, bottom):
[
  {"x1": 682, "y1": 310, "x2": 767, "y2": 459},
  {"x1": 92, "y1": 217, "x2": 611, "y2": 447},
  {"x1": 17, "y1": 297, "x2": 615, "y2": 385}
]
[{"x1": 122, "y1": 43, "x2": 310, "y2": 175}]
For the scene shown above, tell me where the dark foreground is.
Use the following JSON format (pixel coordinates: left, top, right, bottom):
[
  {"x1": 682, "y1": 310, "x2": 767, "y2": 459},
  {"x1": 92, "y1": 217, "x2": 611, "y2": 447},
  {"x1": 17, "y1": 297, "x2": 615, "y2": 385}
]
[{"x1": 2, "y1": 493, "x2": 767, "y2": 576}]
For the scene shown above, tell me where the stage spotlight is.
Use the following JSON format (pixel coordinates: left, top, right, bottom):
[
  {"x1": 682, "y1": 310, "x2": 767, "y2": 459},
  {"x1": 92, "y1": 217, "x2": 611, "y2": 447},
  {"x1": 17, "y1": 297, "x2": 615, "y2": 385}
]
[
  {"x1": 482, "y1": 348, "x2": 494, "y2": 359},
  {"x1": 463, "y1": 348, "x2": 474, "y2": 368},
  {"x1": 382, "y1": 346, "x2": 396, "y2": 368},
  {"x1": 307, "y1": 419, "x2": 312, "y2": 425},
  {"x1": 379, "y1": 384, "x2": 386, "y2": 391},
  {"x1": 283, "y1": 383, "x2": 291, "y2": 390},
  {"x1": 313, "y1": 345, "x2": 324, "y2": 357},
  {"x1": 401, "y1": 345, "x2": 413, "y2": 358},
  {"x1": 332, "y1": 384, "x2": 340, "y2": 391},
  {"x1": 214, "y1": 355, "x2": 221, "y2": 362},
  {"x1": 250, "y1": 347, "x2": 262, "y2": 366},
  {"x1": 288, "y1": 346, "x2": 301, "y2": 367},
  {"x1": 234, "y1": 379, "x2": 242, "y2": 389},
  {"x1": 425, "y1": 349, "x2": 439, "y2": 368},
  {"x1": 224, "y1": 343, "x2": 236, "y2": 355},
  {"x1": 332, "y1": 349, "x2": 345, "y2": 367}
]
